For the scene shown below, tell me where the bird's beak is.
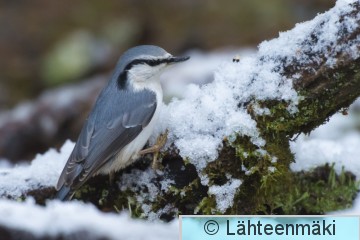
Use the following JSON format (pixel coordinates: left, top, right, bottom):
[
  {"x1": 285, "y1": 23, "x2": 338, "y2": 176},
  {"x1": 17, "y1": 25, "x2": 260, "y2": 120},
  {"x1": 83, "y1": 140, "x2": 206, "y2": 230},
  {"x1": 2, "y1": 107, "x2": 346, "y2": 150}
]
[{"x1": 168, "y1": 56, "x2": 190, "y2": 64}]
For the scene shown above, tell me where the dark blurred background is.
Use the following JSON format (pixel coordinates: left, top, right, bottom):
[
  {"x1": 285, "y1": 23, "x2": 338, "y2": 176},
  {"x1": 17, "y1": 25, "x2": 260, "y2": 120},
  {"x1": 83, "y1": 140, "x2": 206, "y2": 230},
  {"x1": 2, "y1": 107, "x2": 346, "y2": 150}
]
[
  {"x1": 0, "y1": 0, "x2": 335, "y2": 109},
  {"x1": 0, "y1": 0, "x2": 335, "y2": 161}
]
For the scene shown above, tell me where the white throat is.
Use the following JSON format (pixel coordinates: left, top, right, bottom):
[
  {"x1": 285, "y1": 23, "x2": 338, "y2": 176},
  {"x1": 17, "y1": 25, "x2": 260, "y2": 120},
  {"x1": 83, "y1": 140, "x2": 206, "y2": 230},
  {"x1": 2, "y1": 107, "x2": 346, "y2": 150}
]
[{"x1": 128, "y1": 63, "x2": 166, "y2": 92}]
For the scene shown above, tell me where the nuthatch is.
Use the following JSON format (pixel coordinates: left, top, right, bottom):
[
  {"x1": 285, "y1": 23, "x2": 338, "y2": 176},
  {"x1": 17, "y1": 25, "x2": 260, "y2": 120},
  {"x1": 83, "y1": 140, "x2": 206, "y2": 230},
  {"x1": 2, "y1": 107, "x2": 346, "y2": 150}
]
[{"x1": 56, "y1": 45, "x2": 189, "y2": 200}]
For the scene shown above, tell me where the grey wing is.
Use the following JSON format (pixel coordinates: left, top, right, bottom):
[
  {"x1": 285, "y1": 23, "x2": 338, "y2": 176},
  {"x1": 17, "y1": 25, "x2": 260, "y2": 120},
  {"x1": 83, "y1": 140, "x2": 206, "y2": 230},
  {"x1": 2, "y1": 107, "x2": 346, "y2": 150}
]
[{"x1": 56, "y1": 89, "x2": 157, "y2": 191}]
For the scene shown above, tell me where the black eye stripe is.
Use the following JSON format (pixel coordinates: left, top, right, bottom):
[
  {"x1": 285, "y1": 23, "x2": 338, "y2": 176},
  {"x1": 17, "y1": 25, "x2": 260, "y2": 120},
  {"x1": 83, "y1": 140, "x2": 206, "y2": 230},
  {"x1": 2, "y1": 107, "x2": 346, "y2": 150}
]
[
  {"x1": 117, "y1": 70, "x2": 128, "y2": 90},
  {"x1": 128, "y1": 58, "x2": 173, "y2": 67},
  {"x1": 116, "y1": 56, "x2": 189, "y2": 90},
  {"x1": 117, "y1": 58, "x2": 171, "y2": 89}
]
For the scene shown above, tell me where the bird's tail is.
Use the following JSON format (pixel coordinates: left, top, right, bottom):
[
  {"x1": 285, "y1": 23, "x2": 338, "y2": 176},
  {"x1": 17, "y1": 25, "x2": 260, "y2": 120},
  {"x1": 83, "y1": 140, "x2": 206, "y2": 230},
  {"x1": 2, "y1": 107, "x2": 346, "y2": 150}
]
[{"x1": 55, "y1": 185, "x2": 74, "y2": 201}]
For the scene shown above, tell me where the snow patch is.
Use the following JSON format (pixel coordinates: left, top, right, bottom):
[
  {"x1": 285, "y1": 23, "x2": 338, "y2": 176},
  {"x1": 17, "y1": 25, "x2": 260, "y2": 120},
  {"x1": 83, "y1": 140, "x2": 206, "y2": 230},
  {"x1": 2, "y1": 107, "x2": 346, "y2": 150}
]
[
  {"x1": 291, "y1": 98, "x2": 360, "y2": 213},
  {"x1": 119, "y1": 168, "x2": 175, "y2": 218},
  {"x1": 0, "y1": 141, "x2": 72, "y2": 197},
  {"x1": 159, "y1": 0, "x2": 360, "y2": 175},
  {"x1": 208, "y1": 178, "x2": 242, "y2": 213},
  {"x1": 290, "y1": 98, "x2": 360, "y2": 179},
  {"x1": 0, "y1": 198, "x2": 178, "y2": 240},
  {"x1": 258, "y1": 0, "x2": 359, "y2": 67}
]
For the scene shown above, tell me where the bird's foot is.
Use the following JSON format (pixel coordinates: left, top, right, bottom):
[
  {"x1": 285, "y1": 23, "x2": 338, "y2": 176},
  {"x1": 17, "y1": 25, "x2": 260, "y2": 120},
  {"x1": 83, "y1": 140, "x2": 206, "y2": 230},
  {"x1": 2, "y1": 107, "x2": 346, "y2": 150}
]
[
  {"x1": 139, "y1": 129, "x2": 168, "y2": 170},
  {"x1": 109, "y1": 171, "x2": 115, "y2": 185}
]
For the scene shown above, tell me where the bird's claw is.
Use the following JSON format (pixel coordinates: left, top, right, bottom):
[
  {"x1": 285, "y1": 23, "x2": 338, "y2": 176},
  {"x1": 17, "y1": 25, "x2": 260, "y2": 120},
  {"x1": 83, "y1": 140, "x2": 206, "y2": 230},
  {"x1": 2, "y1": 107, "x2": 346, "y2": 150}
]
[{"x1": 139, "y1": 129, "x2": 168, "y2": 170}]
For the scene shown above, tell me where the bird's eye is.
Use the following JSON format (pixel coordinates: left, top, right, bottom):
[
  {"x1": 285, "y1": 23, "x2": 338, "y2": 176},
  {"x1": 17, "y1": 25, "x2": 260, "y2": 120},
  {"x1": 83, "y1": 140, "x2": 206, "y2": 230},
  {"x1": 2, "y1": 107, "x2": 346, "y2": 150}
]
[{"x1": 146, "y1": 59, "x2": 162, "y2": 66}]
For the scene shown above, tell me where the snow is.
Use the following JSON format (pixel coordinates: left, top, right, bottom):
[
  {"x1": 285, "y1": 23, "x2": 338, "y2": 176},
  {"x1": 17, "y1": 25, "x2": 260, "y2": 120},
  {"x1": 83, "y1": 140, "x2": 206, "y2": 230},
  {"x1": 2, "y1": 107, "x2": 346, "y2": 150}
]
[
  {"x1": 258, "y1": 0, "x2": 359, "y2": 67},
  {"x1": 0, "y1": 76, "x2": 104, "y2": 130},
  {"x1": 290, "y1": 98, "x2": 360, "y2": 214},
  {"x1": 159, "y1": 0, "x2": 359, "y2": 174},
  {"x1": 154, "y1": 0, "x2": 359, "y2": 212},
  {"x1": 0, "y1": 140, "x2": 73, "y2": 198},
  {"x1": 290, "y1": 98, "x2": 360, "y2": 178},
  {"x1": 160, "y1": 48, "x2": 254, "y2": 101},
  {"x1": 118, "y1": 168, "x2": 176, "y2": 220},
  {"x1": 0, "y1": 198, "x2": 178, "y2": 240},
  {"x1": 291, "y1": 132, "x2": 360, "y2": 177},
  {"x1": 0, "y1": 159, "x2": 12, "y2": 168},
  {"x1": 208, "y1": 177, "x2": 242, "y2": 213}
]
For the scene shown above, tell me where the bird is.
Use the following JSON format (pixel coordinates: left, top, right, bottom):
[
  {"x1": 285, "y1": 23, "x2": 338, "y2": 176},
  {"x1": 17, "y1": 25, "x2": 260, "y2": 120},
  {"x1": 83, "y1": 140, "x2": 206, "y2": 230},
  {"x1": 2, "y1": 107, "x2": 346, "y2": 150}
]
[{"x1": 56, "y1": 45, "x2": 189, "y2": 200}]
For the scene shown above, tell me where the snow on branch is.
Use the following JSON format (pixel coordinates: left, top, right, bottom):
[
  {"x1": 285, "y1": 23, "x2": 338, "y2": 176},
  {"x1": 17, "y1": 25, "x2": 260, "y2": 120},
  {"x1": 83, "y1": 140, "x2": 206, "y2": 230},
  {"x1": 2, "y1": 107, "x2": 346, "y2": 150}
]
[
  {"x1": 118, "y1": 0, "x2": 360, "y2": 215},
  {"x1": 161, "y1": 0, "x2": 360, "y2": 173}
]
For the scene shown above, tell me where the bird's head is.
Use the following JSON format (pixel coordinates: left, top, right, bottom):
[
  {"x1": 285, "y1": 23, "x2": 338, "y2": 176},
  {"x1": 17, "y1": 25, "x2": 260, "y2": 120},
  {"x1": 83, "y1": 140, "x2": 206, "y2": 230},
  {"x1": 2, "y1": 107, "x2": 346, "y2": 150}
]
[{"x1": 115, "y1": 45, "x2": 189, "y2": 89}]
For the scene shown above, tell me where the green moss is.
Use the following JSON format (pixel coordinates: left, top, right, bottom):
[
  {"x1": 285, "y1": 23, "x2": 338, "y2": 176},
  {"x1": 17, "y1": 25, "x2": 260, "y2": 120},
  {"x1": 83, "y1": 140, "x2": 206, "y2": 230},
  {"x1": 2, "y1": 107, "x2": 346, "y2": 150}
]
[
  {"x1": 98, "y1": 189, "x2": 109, "y2": 206},
  {"x1": 202, "y1": 134, "x2": 290, "y2": 214},
  {"x1": 73, "y1": 184, "x2": 97, "y2": 199},
  {"x1": 195, "y1": 197, "x2": 218, "y2": 215},
  {"x1": 200, "y1": 122, "x2": 358, "y2": 215},
  {"x1": 16, "y1": 196, "x2": 26, "y2": 202},
  {"x1": 252, "y1": 95, "x2": 333, "y2": 138},
  {"x1": 257, "y1": 163, "x2": 359, "y2": 214},
  {"x1": 127, "y1": 196, "x2": 145, "y2": 218},
  {"x1": 153, "y1": 177, "x2": 209, "y2": 216}
]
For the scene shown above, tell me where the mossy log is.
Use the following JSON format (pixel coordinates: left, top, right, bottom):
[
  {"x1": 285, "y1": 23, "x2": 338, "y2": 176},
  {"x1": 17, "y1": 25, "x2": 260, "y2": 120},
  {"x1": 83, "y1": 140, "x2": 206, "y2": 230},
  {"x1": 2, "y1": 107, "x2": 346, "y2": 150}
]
[{"x1": 28, "y1": 1, "x2": 360, "y2": 217}]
